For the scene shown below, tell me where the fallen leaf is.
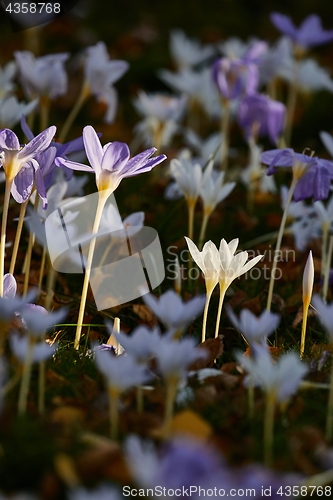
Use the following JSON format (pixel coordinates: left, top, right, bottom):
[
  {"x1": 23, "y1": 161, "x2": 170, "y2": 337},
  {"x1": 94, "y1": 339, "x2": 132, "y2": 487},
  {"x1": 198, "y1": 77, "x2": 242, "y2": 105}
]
[{"x1": 189, "y1": 335, "x2": 224, "y2": 370}]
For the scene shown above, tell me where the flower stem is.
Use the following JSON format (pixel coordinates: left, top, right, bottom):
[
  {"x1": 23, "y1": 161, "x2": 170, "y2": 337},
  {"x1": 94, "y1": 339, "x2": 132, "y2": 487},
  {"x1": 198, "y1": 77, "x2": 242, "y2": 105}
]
[
  {"x1": 74, "y1": 193, "x2": 107, "y2": 349},
  {"x1": 38, "y1": 247, "x2": 47, "y2": 294},
  {"x1": 0, "y1": 178, "x2": 14, "y2": 297},
  {"x1": 23, "y1": 195, "x2": 39, "y2": 296},
  {"x1": 108, "y1": 386, "x2": 119, "y2": 440},
  {"x1": 163, "y1": 377, "x2": 178, "y2": 437},
  {"x1": 264, "y1": 391, "x2": 276, "y2": 467},
  {"x1": 266, "y1": 177, "x2": 298, "y2": 311},
  {"x1": 18, "y1": 336, "x2": 35, "y2": 415},
  {"x1": 202, "y1": 288, "x2": 213, "y2": 343},
  {"x1": 187, "y1": 199, "x2": 196, "y2": 241},
  {"x1": 326, "y1": 360, "x2": 333, "y2": 441},
  {"x1": 323, "y1": 235, "x2": 333, "y2": 303},
  {"x1": 44, "y1": 257, "x2": 56, "y2": 312},
  {"x1": 59, "y1": 81, "x2": 90, "y2": 143},
  {"x1": 198, "y1": 210, "x2": 210, "y2": 251},
  {"x1": 300, "y1": 301, "x2": 310, "y2": 359},
  {"x1": 9, "y1": 199, "x2": 29, "y2": 275},
  {"x1": 214, "y1": 287, "x2": 226, "y2": 338}
]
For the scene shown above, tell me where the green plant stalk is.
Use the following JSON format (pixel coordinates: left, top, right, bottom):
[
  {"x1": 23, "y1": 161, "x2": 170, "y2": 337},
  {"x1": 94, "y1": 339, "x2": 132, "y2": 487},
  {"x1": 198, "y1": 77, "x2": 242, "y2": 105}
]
[
  {"x1": 9, "y1": 199, "x2": 29, "y2": 275},
  {"x1": 214, "y1": 287, "x2": 226, "y2": 338},
  {"x1": 264, "y1": 391, "x2": 276, "y2": 467},
  {"x1": 108, "y1": 386, "x2": 120, "y2": 440},
  {"x1": 18, "y1": 336, "x2": 35, "y2": 414},
  {"x1": 74, "y1": 193, "x2": 108, "y2": 349},
  {"x1": 0, "y1": 178, "x2": 14, "y2": 296},
  {"x1": 266, "y1": 177, "x2": 298, "y2": 311},
  {"x1": 323, "y1": 235, "x2": 333, "y2": 303},
  {"x1": 326, "y1": 360, "x2": 333, "y2": 441}
]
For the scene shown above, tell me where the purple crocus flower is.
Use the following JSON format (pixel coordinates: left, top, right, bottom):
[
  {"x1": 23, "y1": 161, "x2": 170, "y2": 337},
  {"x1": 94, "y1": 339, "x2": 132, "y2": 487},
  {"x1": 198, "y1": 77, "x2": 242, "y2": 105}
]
[
  {"x1": 261, "y1": 148, "x2": 333, "y2": 201},
  {"x1": 55, "y1": 125, "x2": 167, "y2": 194},
  {"x1": 237, "y1": 93, "x2": 286, "y2": 144},
  {"x1": 212, "y1": 57, "x2": 259, "y2": 101},
  {"x1": 270, "y1": 12, "x2": 333, "y2": 50},
  {"x1": 0, "y1": 126, "x2": 56, "y2": 182}
]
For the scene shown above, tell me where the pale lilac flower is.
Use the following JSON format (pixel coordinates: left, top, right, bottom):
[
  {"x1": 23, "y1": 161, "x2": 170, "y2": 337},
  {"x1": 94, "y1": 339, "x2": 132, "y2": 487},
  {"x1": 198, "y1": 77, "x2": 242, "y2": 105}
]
[
  {"x1": 237, "y1": 93, "x2": 286, "y2": 144},
  {"x1": 183, "y1": 129, "x2": 224, "y2": 167},
  {"x1": 212, "y1": 57, "x2": 259, "y2": 101},
  {"x1": 237, "y1": 344, "x2": 308, "y2": 402},
  {"x1": 314, "y1": 197, "x2": 333, "y2": 234},
  {"x1": 0, "y1": 96, "x2": 37, "y2": 129},
  {"x1": 3, "y1": 273, "x2": 16, "y2": 299},
  {"x1": 0, "y1": 126, "x2": 56, "y2": 182},
  {"x1": 14, "y1": 51, "x2": 69, "y2": 100},
  {"x1": 94, "y1": 348, "x2": 150, "y2": 391},
  {"x1": 111, "y1": 324, "x2": 162, "y2": 363},
  {"x1": 84, "y1": 42, "x2": 129, "y2": 123},
  {"x1": 321, "y1": 131, "x2": 333, "y2": 159},
  {"x1": 226, "y1": 306, "x2": 280, "y2": 346},
  {"x1": 0, "y1": 289, "x2": 36, "y2": 323},
  {"x1": 169, "y1": 30, "x2": 215, "y2": 69},
  {"x1": 55, "y1": 125, "x2": 166, "y2": 195},
  {"x1": 219, "y1": 37, "x2": 268, "y2": 63},
  {"x1": 184, "y1": 237, "x2": 220, "y2": 296},
  {"x1": 258, "y1": 37, "x2": 293, "y2": 85},
  {"x1": 20, "y1": 304, "x2": 67, "y2": 337},
  {"x1": 0, "y1": 62, "x2": 16, "y2": 99},
  {"x1": 270, "y1": 13, "x2": 333, "y2": 50},
  {"x1": 142, "y1": 289, "x2": 206, "y2": 336},
  {"x1": 279, "y1": 58, "x2": 333, "y2": 93},
  {"x1": 99, "y1": 205, "x2": 144, "y2": 238},
  {"x1": 261, "y1": 148, "x2": 333, "y2": 201},
  {"x1": 168, "y1": 152, "x2": 203, "y2": 205},
  {"x1": 133, "y1": 91, "x2": 187, "y2": 148},
  {"x1": 153, "y1": 336, "x2": 207, "y2": 381},
  {"x1": 312, "y1": 294, "x2": 333, "y2": 339},
  {"x1": 159, "y1": 67, "x2": 221, "y2": 119},
  {"x1": 10, "y1": 333, "x2": 57, "y2": 362}
]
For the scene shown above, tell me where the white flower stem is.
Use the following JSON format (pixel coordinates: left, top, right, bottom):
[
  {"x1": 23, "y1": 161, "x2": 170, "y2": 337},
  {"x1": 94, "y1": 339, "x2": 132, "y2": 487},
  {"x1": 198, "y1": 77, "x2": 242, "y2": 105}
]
[
  {"x1": 0, "y1": 178, "x2": 14, "y2": 297},
  {"x1": 163, "y1": 377, "x2": 178, "y2": 437},
  {"x1": 9, "y1": 199, "x2": 29, "y2": 275},
  {"x1": 108, "y1": 386, "x2": 120, "y2": 440},
  {"x1": 300, "y1": 301, "x2": 310, "y2": 359},
  {"x1": 18, "y1": 336, "x2": 35, "y2": 415},
  {"x1": 198, "y1": 210, "x2": 211, "y2": 251},
  {"x1": 59, "y1": 81, "x2": 90, "y2": 143},
  {"x1": 202, "y1": 288, "x2": 213, "y2": 343},
  {"x1": 323, "y1": 235, "x2": 333, "y2": 303},
  {"x1": 23, "y1": 195, "x2": 39, "y2": 296},
  {"x1": 264, "y1": 391, "x2": 276, "y2": 467},
  {"x1": 266, "y1": 177, "x2": 298, "y2": 311},
  {"x1": 220, "y1": 99, "x2": 230, "y2": 172},
  {"x1": 75, "y1": 193, "x2": 107, "y2": 349},
  {"x1": 214, "y1": 286, "x2": 226, "y2": 338},
  {"x1": 326, "y1": 360, "x2": 333, "y2": 441}
]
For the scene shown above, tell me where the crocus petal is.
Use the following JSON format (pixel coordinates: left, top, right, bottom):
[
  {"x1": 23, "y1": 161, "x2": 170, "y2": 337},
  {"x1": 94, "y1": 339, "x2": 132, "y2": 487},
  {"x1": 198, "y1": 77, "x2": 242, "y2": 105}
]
[
  {"x1": 18, "y1": 125, "x2": 56, "y2": 161},
  {"x1": 101, "y1": 141, "x2": 130, "y2": 173},
  {"x1": 3, "y1": 273, "x2": 17, "y2": 299},
  {"x1": 11, "y1": 163, "x2": 34, "y2": 203},
  {"x1": 34, "y1": 167, "x2": 48, "y2": 209},
  {"x1": 20, "y1": 114, "x2": 35, "y2": 141},
  {"x1": 0, "y1": 128, "x2": 20, "y2": 150},
  {"x1": 83, "y1": 125, "x2": 103, "y2": 174},
  {"x1": 55, "y1": 156, "x2": 94, "y2": 173},
  {"x1": 270, "y1": 12, "x2": 297, "y2": 39}
]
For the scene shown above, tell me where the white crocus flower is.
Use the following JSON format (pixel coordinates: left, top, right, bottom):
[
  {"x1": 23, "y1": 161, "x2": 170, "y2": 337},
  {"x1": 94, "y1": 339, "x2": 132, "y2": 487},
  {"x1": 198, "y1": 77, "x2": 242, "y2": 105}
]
[
  {"x1": 133, "y1": 91, "x2": 187, "y2": 150},
  {"x1": 112, "y1": 325, "x2": 162, "y2": 363},
  {"x1": 279, "y1": 58, "x2": 333, "y2": 93},
  {"x1": 0, "y1": 96, "x2": 37, "y2": 129},
  {"x1": 226, "y1": 306, "x2": 280, "y2": 346},
  {"x1": 312, "y1": 295, "x2": 333, "y2": 339},
  {"x1": 185, "y1": 237, "x2": 220, "y2": 342},
  {"x1": 199, "y1": 161, "x2": 235, "y2": 248},
  {"x1": 142, "y1": 289, "x2": 206, "y2": 338},
  {"x1": 0, "y1": 61, "x2": 16, "y2": 99},
  {"x1": 169, "y1": 30, "x2": 215, "y2": 70},
  {"x1": 215, "y1": 238, "x2": 263, "y2": 337}
]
